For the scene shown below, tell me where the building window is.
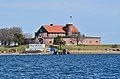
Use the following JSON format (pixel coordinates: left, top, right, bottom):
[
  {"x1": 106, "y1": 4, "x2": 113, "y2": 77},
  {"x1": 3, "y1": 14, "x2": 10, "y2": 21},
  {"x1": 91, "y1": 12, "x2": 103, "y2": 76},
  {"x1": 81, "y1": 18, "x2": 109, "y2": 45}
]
[
  {"x1": 96, "y1": 41, "x2": 98, "y2": 43},
  {"x1": 90, "y1": 41, "x2": 92, "y2": 43},
  {"x1": 49, "y1": 41, "x2": 52, "y2": 43},
  {"x1": 64, "y1": 41, "x2": 66, "y2": 44},
  {"x1": 70, "y1": 41, "x2": 74, "y2": 44}
]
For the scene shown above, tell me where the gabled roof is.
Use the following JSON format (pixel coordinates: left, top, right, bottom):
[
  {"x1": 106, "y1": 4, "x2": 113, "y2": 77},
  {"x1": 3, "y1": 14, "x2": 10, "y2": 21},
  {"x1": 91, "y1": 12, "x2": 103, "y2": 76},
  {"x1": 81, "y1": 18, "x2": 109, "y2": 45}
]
[
  {"x1": 63, "y1": 25, "x2": 80, "y2": 33},
  {"x1": 69, "y1": 25, "x2": 79, "y2": 33},
  {"x1": 43, "y1": 25, "x2": 65, "y2": 33}
]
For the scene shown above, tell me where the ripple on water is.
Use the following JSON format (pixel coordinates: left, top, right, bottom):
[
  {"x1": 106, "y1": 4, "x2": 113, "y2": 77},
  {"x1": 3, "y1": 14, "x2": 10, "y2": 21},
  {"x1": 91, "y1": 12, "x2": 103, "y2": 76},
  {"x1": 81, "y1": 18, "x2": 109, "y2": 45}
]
[{"x1": 0, "y1": 54, "x2": 120, "y2": 78}]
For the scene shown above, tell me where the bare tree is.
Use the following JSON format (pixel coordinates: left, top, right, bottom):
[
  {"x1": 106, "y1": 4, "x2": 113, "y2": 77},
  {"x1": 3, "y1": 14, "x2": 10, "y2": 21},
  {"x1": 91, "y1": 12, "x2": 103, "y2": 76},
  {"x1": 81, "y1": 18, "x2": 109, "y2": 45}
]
[
  {"x1": 0, "y1": 28, "x2": 11, "y2": 45},
  {"x1": 9, "y1": 27, "x2": 23, "y2": 44},
  {"x1": 0, "y1": 27, "x2": 24, "y2": 46}
]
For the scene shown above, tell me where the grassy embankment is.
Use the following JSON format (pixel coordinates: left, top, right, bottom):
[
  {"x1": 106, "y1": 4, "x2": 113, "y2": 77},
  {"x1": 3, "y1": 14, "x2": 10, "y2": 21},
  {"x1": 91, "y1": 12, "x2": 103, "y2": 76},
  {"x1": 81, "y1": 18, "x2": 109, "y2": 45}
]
[
  {"x1": 0, "y1": 44, "x2": 120, "y2": 54},
  {"x1": 63, "y1": 45, "x2": 120, "y2": 50},
  {"x1": 0, "y1": 45, "x2": 28, "y2": 53},
  {"x1": 61, "y1": 44, "x2": 120, "y2": 54}
]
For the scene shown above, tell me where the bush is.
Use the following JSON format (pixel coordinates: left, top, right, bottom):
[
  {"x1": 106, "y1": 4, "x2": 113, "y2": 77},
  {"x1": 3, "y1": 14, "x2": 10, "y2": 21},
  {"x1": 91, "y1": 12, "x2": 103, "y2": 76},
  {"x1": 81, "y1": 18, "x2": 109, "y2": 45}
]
[{"x1": 112, "y1": 44, "x2": 118, "y2": 48}]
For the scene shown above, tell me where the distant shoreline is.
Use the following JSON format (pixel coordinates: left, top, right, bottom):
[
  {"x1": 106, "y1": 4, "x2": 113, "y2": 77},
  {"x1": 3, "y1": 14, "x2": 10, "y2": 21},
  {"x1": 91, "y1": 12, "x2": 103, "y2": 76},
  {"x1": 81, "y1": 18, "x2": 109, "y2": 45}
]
[
  {"x1": 0, "y1": 50, "x2": 120, "y2": 55},
  {"x1": 1, "y1": 44, "x2": 120, "y2": 55},
  {"x1": 0, "y1": 52, "x2": 50, "y2": 56},
  {"x1": 70, "y1": 50, "x2": 120, "y2": 54}
]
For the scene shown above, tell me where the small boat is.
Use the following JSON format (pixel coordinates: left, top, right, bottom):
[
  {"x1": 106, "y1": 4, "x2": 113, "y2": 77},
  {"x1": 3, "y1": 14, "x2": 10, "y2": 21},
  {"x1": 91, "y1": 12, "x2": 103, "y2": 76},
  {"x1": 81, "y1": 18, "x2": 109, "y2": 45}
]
[{"x1": 53, "y1": 49, "x2": 70, "y2": 55}]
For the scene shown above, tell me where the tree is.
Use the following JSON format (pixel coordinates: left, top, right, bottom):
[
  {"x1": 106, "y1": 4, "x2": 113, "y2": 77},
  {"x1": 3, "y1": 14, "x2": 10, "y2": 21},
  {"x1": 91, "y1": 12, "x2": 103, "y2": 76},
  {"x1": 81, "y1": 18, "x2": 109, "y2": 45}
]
[
  {"x1": 0, "y1": 27, "x2": 24, "y2": 46},
  {"x1": 76, "y1": 33, "x2": 85, "y2": 45},
  {"x1": 0, "y1": 28, "x2": 11, "y2": 45},
  {"x1": 53, "y1": 36, "x2": 65, "y2": 50},
  {"x1": 14, "y1": 33, "x2": 25, "y2": 46},
  {"x1": 112, "y1": 44, "x2": 118, "y2": 48}
]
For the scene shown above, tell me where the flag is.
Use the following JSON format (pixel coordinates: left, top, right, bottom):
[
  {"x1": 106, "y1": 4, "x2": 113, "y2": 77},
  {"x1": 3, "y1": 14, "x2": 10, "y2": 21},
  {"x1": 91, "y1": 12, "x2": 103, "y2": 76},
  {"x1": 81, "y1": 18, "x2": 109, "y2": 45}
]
[{"x1": 70, "y1": 16, "x2": 72, "y2": 18}]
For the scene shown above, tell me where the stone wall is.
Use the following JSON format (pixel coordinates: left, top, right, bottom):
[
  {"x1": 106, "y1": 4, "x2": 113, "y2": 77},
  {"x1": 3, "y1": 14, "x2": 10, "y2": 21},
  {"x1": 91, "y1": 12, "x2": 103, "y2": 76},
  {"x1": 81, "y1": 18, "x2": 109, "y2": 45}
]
[{"x1": 38, "y1": 33, "x2": 47, "y2": 37}]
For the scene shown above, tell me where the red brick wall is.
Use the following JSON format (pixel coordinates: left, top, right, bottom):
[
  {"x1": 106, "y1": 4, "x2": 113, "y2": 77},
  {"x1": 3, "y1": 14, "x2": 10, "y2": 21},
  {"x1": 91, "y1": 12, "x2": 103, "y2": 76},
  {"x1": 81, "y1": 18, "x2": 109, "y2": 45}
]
[
  {"x1": 63, "y1": 38, "x2": 77, "y2": 45},
  {"x1": 83, "y1": 38, "x2": 101, "y2": 45},
  {"x1": 43, "y1": 38, "x2": 54, "y2": 45},
  {"x1": 39, "y1": 37, "x2": 101, "y2": 45},
  {"x1": 63, "y1": 37, "x2": 101, "y2": 45}
]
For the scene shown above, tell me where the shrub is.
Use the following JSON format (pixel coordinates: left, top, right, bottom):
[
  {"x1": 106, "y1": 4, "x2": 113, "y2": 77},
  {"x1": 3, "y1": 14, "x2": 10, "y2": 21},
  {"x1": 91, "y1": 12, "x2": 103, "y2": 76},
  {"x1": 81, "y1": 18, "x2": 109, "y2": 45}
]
[{"x1": 111, "y1": 44, "x2": 118, "y2": 48}]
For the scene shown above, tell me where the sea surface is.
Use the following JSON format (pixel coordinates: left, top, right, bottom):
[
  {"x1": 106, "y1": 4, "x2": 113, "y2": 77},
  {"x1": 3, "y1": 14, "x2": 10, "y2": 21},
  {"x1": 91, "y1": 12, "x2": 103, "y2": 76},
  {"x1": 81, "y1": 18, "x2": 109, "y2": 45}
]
[{"x1": 0, "y1": 54, "x2": 120, "y2": 79}]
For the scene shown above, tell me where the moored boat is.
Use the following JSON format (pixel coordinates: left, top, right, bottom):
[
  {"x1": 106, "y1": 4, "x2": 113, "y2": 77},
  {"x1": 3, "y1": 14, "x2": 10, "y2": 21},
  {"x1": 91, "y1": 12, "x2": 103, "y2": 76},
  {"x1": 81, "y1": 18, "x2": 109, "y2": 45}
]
[{"x1": 53, "y1": 49, "x2": 70, "y2": 55}]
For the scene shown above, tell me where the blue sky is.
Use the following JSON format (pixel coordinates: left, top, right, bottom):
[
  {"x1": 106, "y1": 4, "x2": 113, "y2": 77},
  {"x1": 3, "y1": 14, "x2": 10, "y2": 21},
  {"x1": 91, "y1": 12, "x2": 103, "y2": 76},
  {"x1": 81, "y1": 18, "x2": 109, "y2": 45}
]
[{"x1": 0, "y1": 0, "x2": 120, "y2": 44}]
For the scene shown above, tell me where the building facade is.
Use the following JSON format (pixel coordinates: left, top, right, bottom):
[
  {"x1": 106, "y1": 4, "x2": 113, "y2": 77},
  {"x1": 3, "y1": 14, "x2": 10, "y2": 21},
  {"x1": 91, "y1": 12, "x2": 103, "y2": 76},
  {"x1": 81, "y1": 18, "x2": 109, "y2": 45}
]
[{"x1": 35, "y1": 23, "x2": 101, "y2": 45}]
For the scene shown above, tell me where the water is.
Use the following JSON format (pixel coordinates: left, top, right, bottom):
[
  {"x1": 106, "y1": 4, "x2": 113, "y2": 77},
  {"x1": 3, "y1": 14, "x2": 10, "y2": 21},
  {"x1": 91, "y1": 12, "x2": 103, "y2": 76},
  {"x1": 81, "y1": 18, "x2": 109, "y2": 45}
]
[{"x1": 0, "y1": 54, "x2": 120, "y2": 79}]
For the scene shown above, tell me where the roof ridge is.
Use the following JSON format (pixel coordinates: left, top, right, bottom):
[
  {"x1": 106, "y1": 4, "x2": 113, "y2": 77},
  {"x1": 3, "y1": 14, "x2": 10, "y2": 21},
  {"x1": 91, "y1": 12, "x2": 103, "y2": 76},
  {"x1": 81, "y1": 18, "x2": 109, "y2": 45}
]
[
  {"x1": 43, "y1": 25, "x2": 65, "y2": 33},
  {"x1": 43, "y1": 25, "x2": 64, "y2": 26}
]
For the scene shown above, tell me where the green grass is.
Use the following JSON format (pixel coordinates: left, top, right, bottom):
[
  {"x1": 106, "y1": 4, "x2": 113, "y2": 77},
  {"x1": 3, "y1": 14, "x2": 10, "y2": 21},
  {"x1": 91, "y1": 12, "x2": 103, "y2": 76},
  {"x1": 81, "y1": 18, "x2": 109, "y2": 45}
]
[
  {"x1": 0, "y1": 45, "x2": 28, "y2": 53},
  {"x1": 62, "y1": 44, "x2": 120, "y2": 51},
  {"x1": 0, "y1": 44, "x2": 120, "y2": 53},
  {"x1": 16, "y1": 45, "x2": 28, "y2": 52}
]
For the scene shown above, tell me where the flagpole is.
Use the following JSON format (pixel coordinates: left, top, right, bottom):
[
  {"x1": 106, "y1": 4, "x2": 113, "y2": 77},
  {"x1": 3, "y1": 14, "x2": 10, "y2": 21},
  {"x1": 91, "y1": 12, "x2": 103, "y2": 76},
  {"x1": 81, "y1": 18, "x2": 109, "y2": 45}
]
[{"x1": 69, "y1": 15, "x2": 73, "y2": 24}]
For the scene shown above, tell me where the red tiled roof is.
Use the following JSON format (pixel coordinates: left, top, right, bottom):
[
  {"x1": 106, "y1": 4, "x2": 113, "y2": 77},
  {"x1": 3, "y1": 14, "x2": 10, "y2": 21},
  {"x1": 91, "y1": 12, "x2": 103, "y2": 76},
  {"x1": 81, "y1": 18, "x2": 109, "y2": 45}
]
[
  {"x1": 69, "y1": 25, "x2": 79, "y2": 33},
  {"x1": 43, "y1": 25, "x2": 65, "y2": 33}
]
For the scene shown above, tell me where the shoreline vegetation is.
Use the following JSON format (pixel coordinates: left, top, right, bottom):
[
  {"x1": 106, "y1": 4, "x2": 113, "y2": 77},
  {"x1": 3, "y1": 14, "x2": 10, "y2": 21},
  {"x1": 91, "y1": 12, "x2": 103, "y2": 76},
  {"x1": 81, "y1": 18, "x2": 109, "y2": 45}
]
[
  {"x1": 0, "y1": 27, "x2": 119, "y2": 55},
  {"x1": 0, "y1": 44, "x2": 120, "y2": 55}
]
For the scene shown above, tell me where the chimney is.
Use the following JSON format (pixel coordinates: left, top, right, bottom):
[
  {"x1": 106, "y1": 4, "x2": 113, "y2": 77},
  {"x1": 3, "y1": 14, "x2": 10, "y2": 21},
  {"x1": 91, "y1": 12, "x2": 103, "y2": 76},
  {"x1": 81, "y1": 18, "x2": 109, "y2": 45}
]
[
  {"x1": 66, "y1": 23, "x2": 73, "y2": 26},
  {"x1": 50, "y1": 24, "x2": 53, "y2": 26},
  {"x1": 65, "y1": 23, "x2": 73, "y2": 36}
]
